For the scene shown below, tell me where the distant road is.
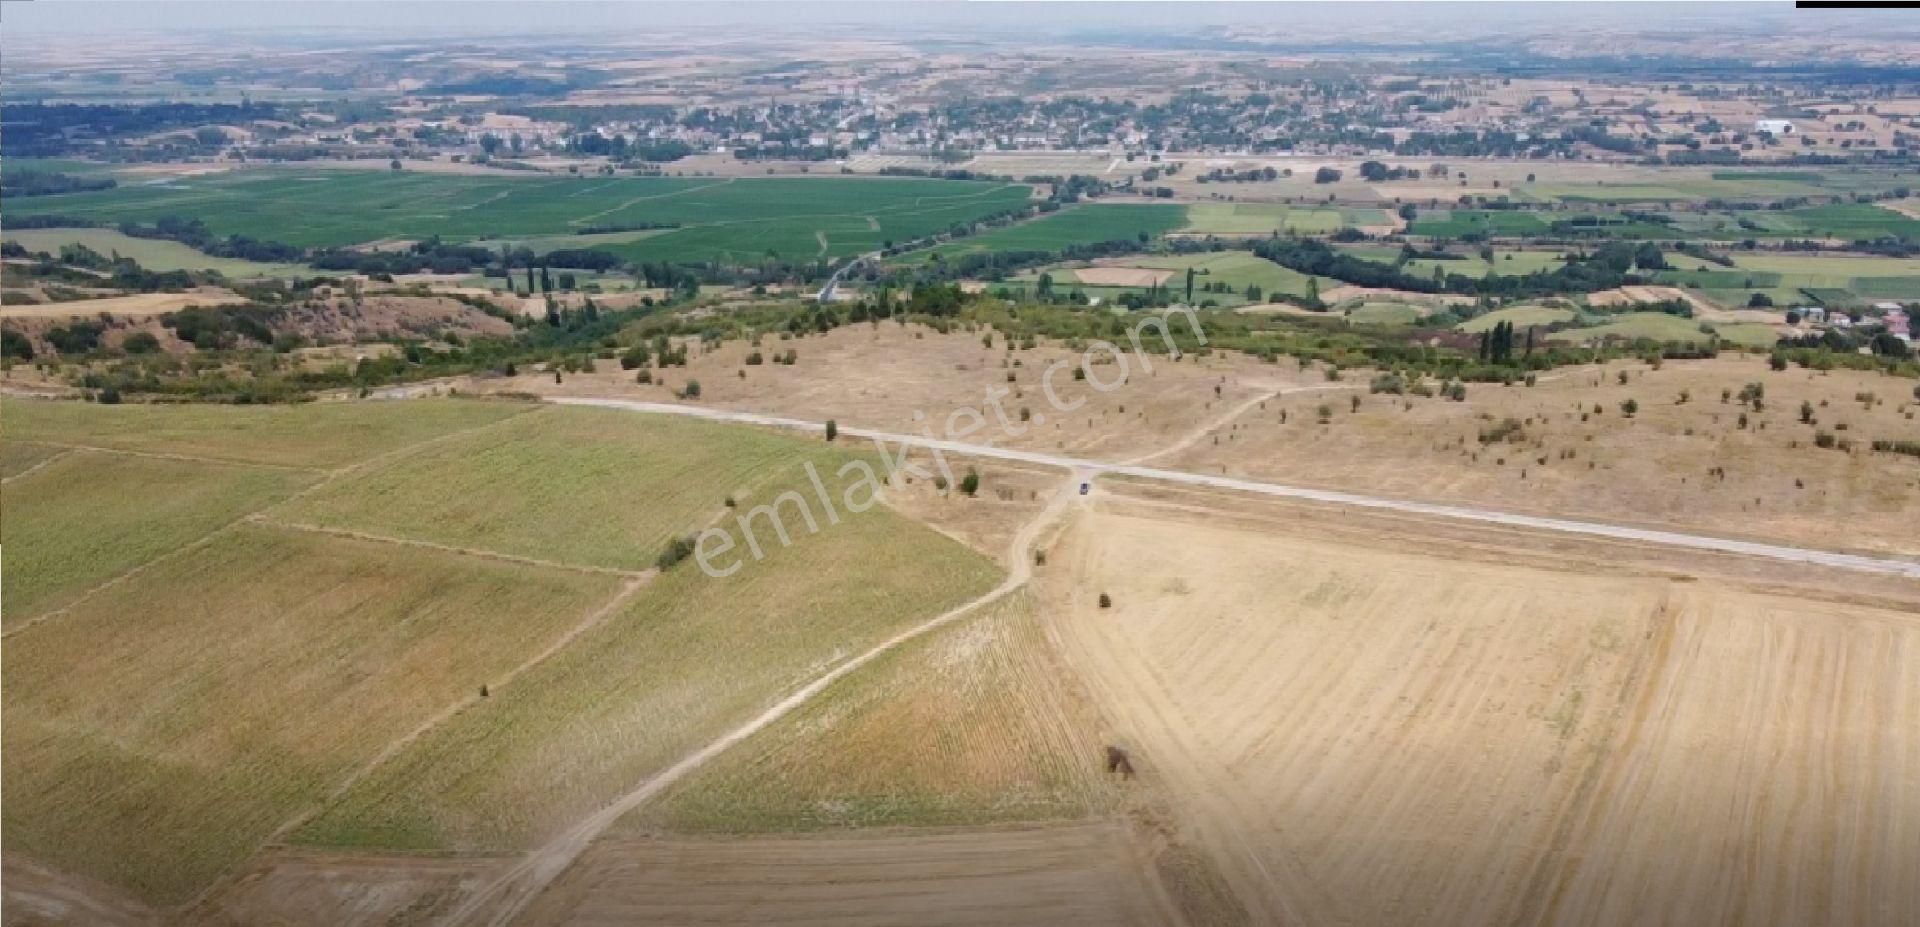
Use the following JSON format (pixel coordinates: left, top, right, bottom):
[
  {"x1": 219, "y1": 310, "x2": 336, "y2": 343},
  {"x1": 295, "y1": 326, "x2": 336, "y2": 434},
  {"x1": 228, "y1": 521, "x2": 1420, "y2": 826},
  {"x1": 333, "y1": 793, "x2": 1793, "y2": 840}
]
[{"x1": 550, "y1": 397, "x2": 1920, "y2": 580}]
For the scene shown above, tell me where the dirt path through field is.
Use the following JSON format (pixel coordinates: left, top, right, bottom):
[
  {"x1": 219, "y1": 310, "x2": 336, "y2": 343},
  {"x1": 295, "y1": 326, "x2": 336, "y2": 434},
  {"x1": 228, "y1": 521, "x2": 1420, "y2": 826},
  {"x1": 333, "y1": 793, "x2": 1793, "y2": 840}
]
[
  {"x1": 437, "y1": 469, "x2": 1092, "y2": 927},
  {"x1": 548, "y1": 397, "x2": 1920, "y2": 578}
]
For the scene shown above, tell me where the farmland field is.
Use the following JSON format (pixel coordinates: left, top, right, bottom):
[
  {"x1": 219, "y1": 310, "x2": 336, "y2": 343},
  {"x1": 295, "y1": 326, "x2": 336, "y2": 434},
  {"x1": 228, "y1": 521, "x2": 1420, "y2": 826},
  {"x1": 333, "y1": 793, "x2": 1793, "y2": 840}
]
[
  {"x1": 0, "y1": 451, "x2": 310, "y2": 627},
  {"x1": 1045, "y1": 504, "x2": 1920, "y2": 927},
  {"x1": 2, "y1": 396, "x2": 528, "y2": 469},
  {"x1": 1, "y1": 228, "x2": 315, "y2": 277},
  {"x1": 1408, "y1": 209, "x2": 1552, "y2": 237},
  {"x1": 1549, "y1": 311, "x2": 1714, "y2": 344},
  {"x1": 913, "y1": 203, "x2": 1187, "y2": 261},
  {"x1": 2, "y1": 523, "x2": 623, "y2": 904},
  {"x1": 277, "y1": 405, "x2": 847, "y2": 572},
  {"x1": 294, "y1": 483, "x2": 1001, "y2": 850},
  {"x1": 636, "y1": 594, "x2": 1114, "y2": 834},
  {"x1": 1123, "y1": 250, "x2": 1330, "y2": 298},
  {"x1": 5, "y1": 168, "x2": 1034, "y2": 261},
  {"x1": 1180, "y1": 202, "x2": 1352, "y2": 235},
  {"x1": 1457, "y1": 304, "x2": 1576, "y2": 332}
]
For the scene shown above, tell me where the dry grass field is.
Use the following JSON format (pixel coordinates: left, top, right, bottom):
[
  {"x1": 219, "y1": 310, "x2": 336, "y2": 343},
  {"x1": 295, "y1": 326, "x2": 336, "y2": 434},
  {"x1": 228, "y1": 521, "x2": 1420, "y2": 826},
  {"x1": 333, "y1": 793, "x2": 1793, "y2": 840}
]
[
  {"x1": 1042, "y1": 502, "x2": 1920, "y2": 927},
  {"x1": 1160, "y1": 354, "x2": 1920, "y2": 558},
  {"x1": 2, "y1": 524, "x2": 621, "y2": 905},
  {"x1": 462, "y1": 322, "x2": 1307, "y2": 462}
]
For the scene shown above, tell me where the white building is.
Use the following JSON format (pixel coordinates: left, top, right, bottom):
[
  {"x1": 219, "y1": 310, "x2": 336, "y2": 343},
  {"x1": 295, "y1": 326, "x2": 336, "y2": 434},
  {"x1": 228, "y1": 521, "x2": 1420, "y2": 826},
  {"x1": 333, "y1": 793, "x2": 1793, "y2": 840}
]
[{"x1": 1755, "y1": 119, "x2": 1796, "y2": 136}]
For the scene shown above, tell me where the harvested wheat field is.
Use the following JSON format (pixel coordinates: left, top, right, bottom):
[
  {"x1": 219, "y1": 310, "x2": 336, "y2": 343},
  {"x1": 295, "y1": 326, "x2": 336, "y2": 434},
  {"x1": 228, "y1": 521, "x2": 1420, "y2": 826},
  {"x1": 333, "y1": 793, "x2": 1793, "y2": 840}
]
[
  {"x1": 513, "y1": 824, "x2": 1173, "y2": 927},
  {"x1": 1040, "y1": 503, "x2": 1920, "y2": 927}
]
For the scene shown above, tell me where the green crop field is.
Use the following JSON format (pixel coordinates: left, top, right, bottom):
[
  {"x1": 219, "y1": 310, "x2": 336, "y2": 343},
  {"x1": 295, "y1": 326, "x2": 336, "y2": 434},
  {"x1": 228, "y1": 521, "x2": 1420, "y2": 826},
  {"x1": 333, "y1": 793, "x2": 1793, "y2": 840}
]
[
  {"x1": 279, "y1": 406, "x2": 855, "y2": 572},
  {"x1": 912, "y1": 203, "x2": 1187, "y2": 262},
  {"x1": 636, "y1": 595, "x2": 1113, "y2": 834},
  {"x1": 1126, "y1": 250, "x2": 1331, "y2": 298},
  {"x1": 1182, "y1": 203, "x2": 1350, "y2": 235},
  {"x1": 1457, "y1": 304, "x2": 1577, "y2": 333},
  {"x1": 1549, "y1": 311, "x2": 1716, "y2": 344},
  {"x1": 1408, "y1": 210, "x2": 1550, "y2": 237},
  {"x1": 6, "y1": 167, "x2": 1034, "y2": 263},
  {"x1": 1346, "y1": 302, "x2": 1422, "y2": 326},
  {"x1": 3, "y1": 524, "x2": 620, "y2": 904},
  {"x1": 1, "y1": 228, "x2": 315, "y2": 278},
  {"x1": 1, "y1": 452, "x2": 310, "y2": 627}
]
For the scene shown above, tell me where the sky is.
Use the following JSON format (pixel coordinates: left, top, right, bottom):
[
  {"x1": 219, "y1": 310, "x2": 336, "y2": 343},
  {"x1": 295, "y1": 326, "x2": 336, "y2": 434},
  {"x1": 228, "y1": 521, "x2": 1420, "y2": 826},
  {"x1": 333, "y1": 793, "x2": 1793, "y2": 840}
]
[{"x1": 0, "y1": 1, "x2": 1854, "y2": 40}]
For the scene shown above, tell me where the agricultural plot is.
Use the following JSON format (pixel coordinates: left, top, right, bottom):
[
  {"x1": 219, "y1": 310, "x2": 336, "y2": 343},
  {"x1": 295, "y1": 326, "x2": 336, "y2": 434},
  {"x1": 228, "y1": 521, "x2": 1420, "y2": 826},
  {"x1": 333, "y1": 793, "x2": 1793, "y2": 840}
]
[
  {"x1": 1, "y1": 451, "x2": 310, "y2": 627},
  {"x1": 295, "y1": 487, "x2": 1001, "y2": 851},
  {"x1": 1344, "y1": 302, "x2": 1422, "y2": 325},
  {"x1": 7, "y1": 168, "x2": 1033, "y2": 262},
  {"x1": 1048, "y1": 506, "x2": 1920, "y2": 927},
  {"x1": 1, "y1": 440, "x2": 67, "y2": 478},
  {"x1": 1122, "y1": 250, "x2": 1330, "y2": 298},
  {"x1": 1, "y1": 228, "x2": 314, "y2": 278},
  {"x1": 1457, "y1": 304, "x2": 1577, "y2": 332},
  {"x1": 1408, "y1": 209, "x2": 1551, "y2": 237},
  {"x1": 1549, "y1": 311, "x2": 1717, "y2": 344},
  {"x1": 1180, "y1": 202, "x2": 1352, "y2": 235},
  {"x1": 913, "y1": 203, "x2": 1187, "y2": 261},
  {"x1": 2, "y1": 523, "x2": 622, "y2": 904},
  {"x1": 514, "y1": 824, "x2": 1170, "y2": 927},
  {"x1": 2, "y1": 396, "x2": 527, "y2": 469},
  {"x1": 277, "y1": 405, "x2": 856, "y2": 572},
  {"x1": 1047, "y1": 510, "x2": 1666, "y2": 927},
  {"x1": 636, "y1": 594, "x2": 1114, "y2": 834}
]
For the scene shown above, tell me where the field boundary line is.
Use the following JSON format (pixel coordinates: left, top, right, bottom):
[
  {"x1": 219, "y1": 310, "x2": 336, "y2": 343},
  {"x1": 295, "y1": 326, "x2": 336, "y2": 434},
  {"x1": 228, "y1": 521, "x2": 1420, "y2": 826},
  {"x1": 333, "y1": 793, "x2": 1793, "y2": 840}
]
[
  {"x1": 3, "y1": 403, "x2": 541, "y2": 641},
  {"x1": 254, "y1": 518, "x2": 645, "y2": 578},
  {"x1": 24, "y1": 441, "x2": 328, "y2": 473},
  {"x1": 0, "y1": 447, "x2": 74, "y2": 484},
  {"x1": 437, "y1": 475, "x2": 1082, "y2": 927}
]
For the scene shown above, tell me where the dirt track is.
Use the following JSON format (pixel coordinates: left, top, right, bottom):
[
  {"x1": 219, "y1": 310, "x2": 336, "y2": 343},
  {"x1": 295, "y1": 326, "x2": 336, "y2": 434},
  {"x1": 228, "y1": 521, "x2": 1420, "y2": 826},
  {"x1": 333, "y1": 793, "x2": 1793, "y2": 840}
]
[{"x1": 549, "y1": 396, "x2": 1920, "y2": 578}]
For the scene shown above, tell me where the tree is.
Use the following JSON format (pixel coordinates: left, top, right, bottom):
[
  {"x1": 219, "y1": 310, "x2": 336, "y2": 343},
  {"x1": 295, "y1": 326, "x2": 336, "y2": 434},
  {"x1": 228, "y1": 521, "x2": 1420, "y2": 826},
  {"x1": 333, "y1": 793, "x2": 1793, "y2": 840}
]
[
  {"x1": 960, "y1": 469, "x2": 980, "y2": 496},
  {"x1": 1314, "y1": 167, "x2": 1342, "y2": 184},
  {"x1": 680, "y1": 379, "x2": 702, "y2": 399},
  {"x1": 1621, "y1": 398, "x2": 1639, "y2": 417},
  {"x1": 825, "y1": 419, "x2": 839, "y2": 441},
  {"x1": 1398, "y1": 203, "x2": 1418, "y2": 221},
  {"x1": 1751, "y1": 292, "x2": 1776, "y2": 308},
  {"x1": 1184, "y1": 267, "x2": 1195, "y2": 303},
  {"x1": 389, "y1": 158, "x2": 403, "y2": 171}
]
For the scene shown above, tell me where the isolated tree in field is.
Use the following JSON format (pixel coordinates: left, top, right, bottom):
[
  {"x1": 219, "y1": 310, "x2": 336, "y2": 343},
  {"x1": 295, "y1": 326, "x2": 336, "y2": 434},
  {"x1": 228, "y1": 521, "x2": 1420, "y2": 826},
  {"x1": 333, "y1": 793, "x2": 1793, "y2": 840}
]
[
  {"x1": 1801, "y1": 401, "x2": 1816, "y2": 424},
  {"x1": 1185, "y1": 267, "x2": 1195, "y2": 303},
  {"x1": 960, "y1": 469, "x2": 980, "y2": 496},
  {"x1": 681, "y1": 379, "x2": 701, "y2": 399},
  {"x1": 825, "y1": 419, "x2": 838, "y2": 441},
  {"x1": 1621, "y1": 398, "x2": 1639, "y2": 417},
  {"x1": 1098, "y1": 593, "x2": 1112, "y2": 608},
  {"x1": 389, "y1": 158, "x2": 403, "y2": 171}
]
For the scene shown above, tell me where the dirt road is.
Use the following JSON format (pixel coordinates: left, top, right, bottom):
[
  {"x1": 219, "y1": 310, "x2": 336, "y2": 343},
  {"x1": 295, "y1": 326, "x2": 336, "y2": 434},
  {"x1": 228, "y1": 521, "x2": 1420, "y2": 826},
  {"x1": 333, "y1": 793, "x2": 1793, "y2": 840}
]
[
  {"x1": 438, "y1": 471, "x2": 1088, "y2": 927},
  {"x1": 549, "y1": 396, "x2": 1920, "y2": 578}
]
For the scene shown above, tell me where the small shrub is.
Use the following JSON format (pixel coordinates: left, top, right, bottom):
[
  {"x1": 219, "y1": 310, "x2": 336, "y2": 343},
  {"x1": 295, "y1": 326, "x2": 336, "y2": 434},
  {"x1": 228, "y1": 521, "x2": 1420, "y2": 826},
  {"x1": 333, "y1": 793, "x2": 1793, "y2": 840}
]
[
  {"x1": 1098, "y1": 593, "x2": 1112, "y2": 609},
  {"x1": 655, "y1": 535, "x2": 697, "y2": 570},
  {"x1": 960, "y1": 468, "x2": 981, "y2": 496},
  {"x1": 825, "y1": 419, "x2": 838, "y2": 441}
]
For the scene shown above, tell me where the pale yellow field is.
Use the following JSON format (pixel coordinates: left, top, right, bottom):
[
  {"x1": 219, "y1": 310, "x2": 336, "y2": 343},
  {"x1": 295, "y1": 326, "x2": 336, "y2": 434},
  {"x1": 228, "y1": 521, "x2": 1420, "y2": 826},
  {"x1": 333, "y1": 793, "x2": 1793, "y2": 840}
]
[{"x1": 1043, "y1": 504, "x2": 1920, "y2": 927}]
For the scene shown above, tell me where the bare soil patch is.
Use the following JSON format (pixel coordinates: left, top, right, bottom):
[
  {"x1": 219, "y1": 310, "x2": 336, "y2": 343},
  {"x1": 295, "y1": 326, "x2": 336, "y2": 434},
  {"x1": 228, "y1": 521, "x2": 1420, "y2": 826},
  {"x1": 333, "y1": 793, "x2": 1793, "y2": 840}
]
[{"x1": 1074, "y1": 266, "x2": 1174, "y2": 287}]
